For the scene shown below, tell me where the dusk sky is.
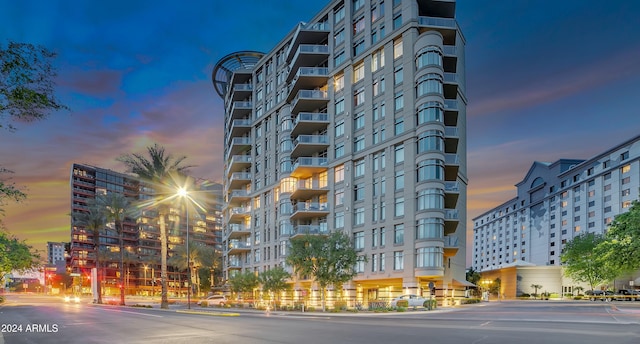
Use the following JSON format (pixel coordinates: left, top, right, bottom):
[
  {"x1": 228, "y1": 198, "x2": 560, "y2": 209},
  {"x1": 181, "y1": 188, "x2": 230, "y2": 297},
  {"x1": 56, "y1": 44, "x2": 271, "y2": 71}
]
[{"x1": 1, "y1": 0, "x2": 640, "y2": 267}]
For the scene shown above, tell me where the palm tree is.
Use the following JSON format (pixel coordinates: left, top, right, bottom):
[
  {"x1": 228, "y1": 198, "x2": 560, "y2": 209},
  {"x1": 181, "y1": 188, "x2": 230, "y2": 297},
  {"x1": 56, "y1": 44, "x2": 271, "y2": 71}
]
[
  {"x1": 71, "y1": 204, "x2": 106, "y2": 304},
  {"x1": 96, "y1": 192, "x2": 134, "y2": 306},
  {"x1": 117, "y1": 143, "x2": 193, "y2": 309},
  {"x1": 531, "y1": 284, "x2": 543, "y2": 299},
  {"x1": 168, "y1": 242, "x2": 215, "y2": 297}
]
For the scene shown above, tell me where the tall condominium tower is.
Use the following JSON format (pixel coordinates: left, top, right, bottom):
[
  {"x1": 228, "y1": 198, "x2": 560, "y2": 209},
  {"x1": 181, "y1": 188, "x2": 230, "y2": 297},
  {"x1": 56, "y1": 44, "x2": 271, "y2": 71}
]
[{"x1": 214, "y1": 0, "x2": 467, "y2": 304}]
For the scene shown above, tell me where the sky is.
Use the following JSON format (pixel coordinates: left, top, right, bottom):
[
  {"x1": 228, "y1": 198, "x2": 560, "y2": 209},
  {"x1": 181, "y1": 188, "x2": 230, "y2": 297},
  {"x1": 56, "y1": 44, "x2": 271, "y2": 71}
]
[{"x1": 1, "y1": 0, "x2": 640, "y2": 267}]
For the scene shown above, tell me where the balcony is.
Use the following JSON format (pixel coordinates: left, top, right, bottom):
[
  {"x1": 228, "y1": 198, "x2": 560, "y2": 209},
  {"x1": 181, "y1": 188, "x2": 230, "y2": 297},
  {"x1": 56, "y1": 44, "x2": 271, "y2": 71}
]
[
  {"x1": 290, "y1": 202, "x2": 329, "y2": 220},
  {"x1": 226, "y1": 223, "x2": 251, "y2": 240},
  {"x1": 286, "y1": 21, "x2": 330, "y2": 62},
  {"x1": 444, "y1": 181, "x2": 460, "y2": 208},
  {"x1": 288, "y1": 66, "x2": 329, "y2": 101},
  {"x1": 288, "y1": 46, "x2": 329, "y2": 79},
  {"x1": 291, "y1": 134, "x2": 329, "y2": 158},
  {"x1": 418, "y1": 16, "x2": 458, "y2": 45},
  {"x1": 228, "y1": 172, "x2": 252, "y2": 189},
  {"x1": 445, "y1": 153, "x2": 459, "y2": 180},
  {"x1": 291, "y1": 157, "x2": 329, "y2": 179},
  {"x1": 444, "y1": 99, "x2": 459, "y2": 126},
  {"x1": 227, "y1": 241, "x2": 251, "y2": 255},
  {"x1": 291, "y1": 225, "x2": 329, "y2": 239},
  {"x1": 444, "y1": 126, "x2": 459, "y2": 153},
  {"x1": 443, "y1": 72, "x2": 459, "y2": 97},
  {"x1": 227, "y1": 260, "x2": 243, "y2": 270},
  {"x1": 227, "y1": 101, "x2": 252, "y2": 120},
  {"x1": 228, "y1": 118, "x2": 252, "y2": 138},
  {"x1": 227, "y1": 206, "x2": 251, "y2": 222},
  {"x1": 443, "y1": 235, "x2": 459, "y2": 256},
  {"x1": 227, "y1": 189, "x2": 251, "y2": 203},
  {"x1": 291, "y1": 90, "x2": 329, "y2": 114},
  {"x1": 444, "y1": 209, "x2": 459, "y2": 235},
  {"x1": 226, "y1": 155, "x2": 252, "y2": 177},
  {"x1": 291, "y1": 112, "x2": 329, "y2": 136},
  {"x1": 230, "y1": 83, "x2": 253, "y2": 101},
  {"x1": 290, "y1": 178, "x2": 329, "y2": 199},
  {"x1": 228, "y1": 137, "x2": 252, "y2": 157}
]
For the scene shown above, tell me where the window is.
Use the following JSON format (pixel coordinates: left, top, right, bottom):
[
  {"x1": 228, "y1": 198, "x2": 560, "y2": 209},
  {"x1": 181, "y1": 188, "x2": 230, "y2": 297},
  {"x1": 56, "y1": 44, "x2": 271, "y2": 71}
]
[
  {"x1": 373, "y1": 77, "x2": 385, "y2": 97},
  {"x1": 416, "y1": 73, "x2": 443, "y2": 97},
  {"x1": 354, "y1": 135, "x2": 365, "y2": 152},
  {"x1": 417, "y1": 130, "x2": 444, "y2": 153},
  {"x1": 353, "y1": 39, "x2": 365, "y2": 56},
  {"x1": 621, "y1": 164, "x2": 631, "y2": 174},
  {"x1": 353, "y1": 0, "x2": 364, "y2": 12},
  {"x1": 334, "y1": 28, "x2": 345, "y2": 46},
  {"x1": 335, "y1": 142, "x2": 345, "y2": 158},
  {"x1": 334, "y1": 73, "x2": 344, "y2": 92},
  {"x1": 335, "y1": 97, "x2": 345, "y2": 114},
  {"x1": 353, "y1": 16, "x2": 365, "y2": 35},
  {"x1": 394, "y1": 224, "x2": 404, "y2": 244},
  {"x1": 372, "y1": 228, "x2": 379, "y2": 247},
  {"x1": 354, "y1": 231, "x2": 364, "y2": 250},
  {"x1": 416, "y1": 218, "x2": 443, "y2": 239},
  {"x1": 354, "y1": 183, "x2": 364, "y2": 201},
  {"x1": 354, "y1": 88, "x2": 365, "y2": 107},
  {"x1": 354, "y1": 158, "x2": 365, "y2": 178},
  {"x1": 354, "y1": 207, "x2": 365, "y2": 225},
  {"x1": 334, "y1": 50, "x2": 345, "y2": 66},
  {"x1": 417, "y1": 102, "x2": 443, "y2": 125},
  {"x1": 354, "y1": 111, "x2": 365, "y2": 130},
  {"x1": 371, "y1": 49, "x2": 385, "y2": 71},
  {"x1": 395, "y1": 197, "x2": 405, "y2": 217},
  {"x1": 335, "y1": 189, "x2": 344, "y2": 206},
  {"x1": 334, "y1": 5, "x2": 345, "y2": 23},
  {"x1": 604, "y1": 184, "x2": 611, "y2": 191},
  {"x1": 394, "y1": 92, "x2": 404, "y2": 111},
  {"x1": 394, "y1": 170, "x2": 404, "y2": 190},
  {"x1": 416, "y1": 247, "x2": 443, "y2": 268},
  {"x1": 335, "y1": 120, "x2": 345, "y2": 138},
  {"x1": 395, "y1": 144, "x2": 404, "y2": 164},
  {"x1": 417, "y1": 188, "x2": 444, "y2": 211},
  {"x1": 417, "y1": 159, "x2": 444, "y2": 182},
  {"x1": 373, "y1": 150, "x2": 386, "y2": 171},
  {"x1": 371, "y1": 2, "x2": 384, "y2": 22},
  {"x1": 371, "y1": 253, "x2": 378, "y2": 272},
  {"x1": 335, "y1": 211, "x2": 344, "y2": 228},
  {"x1": 394, "y1": 116, "x2": 404, "y2": 134},
  {"x1": 394, "y1": 251, "x2": 404, "y2": 270},
  {"x1": 622, "y1": 189, "x2": 631, "y2": 197},
  {"x1": 393, "y1": 38, "x2": 403, "y2": 59},
  {"x1": 353, "y1": 63, "x2": 365, "y2": 83},
  {"x1": 379, "y1": 253, "x2": 386, "y2": 271},
  {"x1": 623, "y1": 200, "x2": 632, "y2": 208},
  {"x1": 334, "y1": 164, "x2": 344, "y2": 183},
  {"x1": 416, "y1": 46, "x2": 443, "y2": 69},
  {"x1": 380, "y1": 227, "x2": 386, "y2": 245},
  {"x1": 622, "y1": 177, "x2": 631, "y2": 185},
  {"x1": 393, "y1": 12, "x2": 402, "y2": 29},
  {"x1": 394, "y1": 66, "x2": 403, "y2": 85},
  {"x1": 621, "y1": 151, "x2": 629, "y2": 160}
]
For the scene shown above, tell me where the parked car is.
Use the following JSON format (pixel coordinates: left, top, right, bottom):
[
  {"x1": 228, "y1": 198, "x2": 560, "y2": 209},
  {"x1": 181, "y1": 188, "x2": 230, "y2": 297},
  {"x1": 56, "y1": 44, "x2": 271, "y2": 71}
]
[
  {"x1": 390, "y1": 294, "x2": 427, "y2": 307},
  {"x1": 586, "y1": 290, "x2": 614, "y2": 302},
  {"x1": 197, "y1": 294, "x2": 227, "y2": 307},
  {"x1": 613, "y1": 289, "x2": 637, "y2": 301}
]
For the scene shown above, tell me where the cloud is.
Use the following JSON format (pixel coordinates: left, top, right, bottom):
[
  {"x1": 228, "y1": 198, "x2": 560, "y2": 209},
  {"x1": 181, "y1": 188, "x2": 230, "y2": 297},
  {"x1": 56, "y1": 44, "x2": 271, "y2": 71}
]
[{"x1": 58, "y1": 68, "x2": 124, "y2": 98}]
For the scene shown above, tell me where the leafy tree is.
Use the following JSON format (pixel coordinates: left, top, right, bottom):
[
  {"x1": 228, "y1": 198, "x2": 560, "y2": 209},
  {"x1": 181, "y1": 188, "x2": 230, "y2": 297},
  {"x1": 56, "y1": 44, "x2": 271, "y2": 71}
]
[
  {"x1": 286, "y1": 231, "x2": 365, "y2": 311},
  {"x1": 0, "y1": 229, "x2": 40, "y2": 284},
  {"x1": 561, "y1": 232, "x2": 616, "y2": 291},
  {"x1": 600, "y1": 200, "x2": 640, "y2": 275},
  {"x1": 71, "y1": 204, "x2": 106, "y2": 304},
  {"x1": 259, "y1": 266, "x2": 291, "y2": 309},
  {"x1": 168, "y1": 242, "x2": 216, "y2": 296},
  {"x1": 95, "y1": 192, "x2": 135, "y2": 306},
  {"x1": 0, "y1": 167, "x2": 26, "y2": 216},
  {"x1": 0, "y1": 41, "x2": 68, "y2": 132},
  {"x1": 466, "y1": 268, "x2": 481, "y2": 297},
  {"x1": 117, "y1": 143, "x2": 193, "y2": 309},
  {"x1": 228, "y1": 270, "x2": 260, "y2": 301}
]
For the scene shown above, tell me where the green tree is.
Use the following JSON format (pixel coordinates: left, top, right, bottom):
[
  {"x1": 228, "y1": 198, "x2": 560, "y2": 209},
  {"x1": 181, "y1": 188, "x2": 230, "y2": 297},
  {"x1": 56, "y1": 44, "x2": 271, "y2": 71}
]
[
  {"x1": 530, "y1": 284, "x2": 543, "y2": 299},
  {"x1": 0, "y1": 229, "x2": 40, "y2": 284},
  {"x1": 600, "y1": 200, "x2": 640, "y2": 275},
  {"x1": 117, "y1": 143, "x2": 193, "y2": 309},
  {"x1": 0, "y1": 41, "x2": 68, "y2": 132},
  {"x1": 0, "y1": 167, "x2": 26, "y2": 216},
  {"x1": 168, "y1": 242, "x2": 215, "y2": 296},
  {"x1": 561, "y1": 232, "x2": 616, "y2": 292},
  {"x1": 286, "y1": 231, "x2": 364, "y2": 311},
  {"x1": 228, "y1": 270, "x2": 260, "y2": 301},
  {"x1": 259, "y1": 266, "x2": 291, "y2": 309},
  {"x1": 71, "y1": 204, "x2": 106, "y2": 304},
  {"x1": 95, "y1": 192, "x2": 134, "y2": 306}
]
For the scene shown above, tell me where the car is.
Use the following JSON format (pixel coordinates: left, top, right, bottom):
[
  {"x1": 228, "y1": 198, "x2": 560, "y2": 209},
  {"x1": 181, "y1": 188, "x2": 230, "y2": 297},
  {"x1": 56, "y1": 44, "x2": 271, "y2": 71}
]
[
  {"x1": 64, "y1": 295, "x2": 81, "y2": 303},
  {"x1": 197, "y1": 294, "x2": 227, "y2": 307},
  {"x1": 586, "y1": 290, "x2": 615, "y2": 302},
  {"x1": 389, "y1": 294, "x2": 427, "y2": 308},
  {"x1": 614, "y1": 289, "x2": 637, "y2": 301}
]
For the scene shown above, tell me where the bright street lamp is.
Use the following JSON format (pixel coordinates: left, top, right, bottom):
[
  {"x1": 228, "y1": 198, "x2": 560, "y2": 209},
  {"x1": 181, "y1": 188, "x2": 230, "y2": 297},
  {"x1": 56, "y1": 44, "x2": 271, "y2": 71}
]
[{"x1": 177, "y1": 187, "x2": 191, "y2": 309}]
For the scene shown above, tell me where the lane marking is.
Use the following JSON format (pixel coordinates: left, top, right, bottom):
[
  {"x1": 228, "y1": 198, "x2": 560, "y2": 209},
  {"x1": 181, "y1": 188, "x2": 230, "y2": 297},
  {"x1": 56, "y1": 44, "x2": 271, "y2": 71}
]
[{"x1": 100, "y1": 308, "x2": 163, "y2": 317}]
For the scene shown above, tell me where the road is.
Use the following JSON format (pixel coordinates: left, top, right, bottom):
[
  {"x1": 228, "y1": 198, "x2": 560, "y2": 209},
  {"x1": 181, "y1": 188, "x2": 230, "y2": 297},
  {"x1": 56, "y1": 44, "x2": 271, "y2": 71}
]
[{"x1": 1, "y1": 294, "x2": 640, "y2": 344}]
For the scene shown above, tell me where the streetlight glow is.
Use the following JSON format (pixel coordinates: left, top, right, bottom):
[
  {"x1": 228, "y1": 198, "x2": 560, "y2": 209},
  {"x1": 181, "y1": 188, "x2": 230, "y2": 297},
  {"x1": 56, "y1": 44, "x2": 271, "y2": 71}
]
[{"x1": 177, "y1": 186, "x2": 191, "y2": 309}]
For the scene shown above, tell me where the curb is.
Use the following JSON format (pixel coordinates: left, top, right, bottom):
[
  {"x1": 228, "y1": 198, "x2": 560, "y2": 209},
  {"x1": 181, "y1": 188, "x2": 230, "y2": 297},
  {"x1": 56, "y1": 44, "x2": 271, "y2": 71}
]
[{"x1": 176, "y1": 310, "x2": 240, "y2": 316}]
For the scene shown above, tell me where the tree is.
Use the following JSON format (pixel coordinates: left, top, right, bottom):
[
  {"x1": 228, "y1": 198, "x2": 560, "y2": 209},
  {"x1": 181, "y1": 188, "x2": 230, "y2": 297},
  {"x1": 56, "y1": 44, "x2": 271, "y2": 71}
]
[
  {"x1": 0, "y1": 167, "x2": 26, "y2": 216},
  {"x1": 466, "y1": 268, "x2": 481, "y2": 297},
  {"x1": 530, "y1": 284, "x2": 543, "y2": 299},
  {"x1": 0, "y1": 229, "x2": 40, "y2": 284},
  {"x1": 600, "y1": 200, "x2": 640, "y2": 275},
  {"x1": 1, "y1": 41, "x2": 68, "y2": 132},
  {"x1": 168, "y1": 242, "x2": 215, "y2": 296},
  {"x1": 561, "y1": 232, "x2": 617, "y2": 292},
  {"x1": 95, "y1": 192, "x2": 134, "y2": 306},
  {"x1": 286, "y1": 231, "x2": 365, "y2": 311},
  {"x1": 117, "y1": 144, "x2": 193, "y2": 309},
  {"x1": 228, "y1": 270, "x2": 260, "y2": 301},
  {"x1": 259, "y1": 266, "x2": 291, "y2": 309},
  {"x1": 71, "y1": 204, "x2": 106, "y2": 304}
]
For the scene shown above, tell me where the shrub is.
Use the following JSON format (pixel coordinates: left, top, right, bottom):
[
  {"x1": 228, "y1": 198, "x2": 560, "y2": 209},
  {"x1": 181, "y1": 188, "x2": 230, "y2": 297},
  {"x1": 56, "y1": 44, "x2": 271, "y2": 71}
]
[
  {"x1": 396, "y1": 300, "x2": 409, "y2": 308},
  {"x1": 423, "y1": 299, "x2": 437, "y2": 310},
  {"x1": 520, "y1": 293, "x2": 530, "y2": 298},
  {"x1": 460, "y1": 298, "x2": 481, "y2": 304},
  {"x1": 368, "y1": 300, "x2": 388, "y2": 310},
  {"x1": 0, "y1": 295, "x2": 4, "y2": 303},
  {"x1": 130, "y1": 304, "x2": 152, "y2": 308},
  {"x1": 573, "y1": 296, "x2": 583, "y2": 300},
  {"x1": 396, "y1": 307, "x2": 407, "y2": 312},
  {"x1": 333, "y1": 301, "x2": 348, "y2": 311}
]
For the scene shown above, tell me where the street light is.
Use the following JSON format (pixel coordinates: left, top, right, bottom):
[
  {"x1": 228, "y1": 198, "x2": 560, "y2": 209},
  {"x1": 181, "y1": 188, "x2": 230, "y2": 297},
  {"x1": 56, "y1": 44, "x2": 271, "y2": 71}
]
[
  {"x1": 143, "y1": 265, "x2": 148, "y2": 296},
  {"x1": 177, "y1": 187, "x2": 191, "y2": 309}
]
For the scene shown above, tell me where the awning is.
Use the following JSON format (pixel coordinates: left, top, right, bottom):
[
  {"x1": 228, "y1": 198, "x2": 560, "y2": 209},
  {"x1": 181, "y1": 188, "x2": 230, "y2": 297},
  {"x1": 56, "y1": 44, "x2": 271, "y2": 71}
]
[{"x1": 452, "y1": 279, "x2": 476, "y2": 288}]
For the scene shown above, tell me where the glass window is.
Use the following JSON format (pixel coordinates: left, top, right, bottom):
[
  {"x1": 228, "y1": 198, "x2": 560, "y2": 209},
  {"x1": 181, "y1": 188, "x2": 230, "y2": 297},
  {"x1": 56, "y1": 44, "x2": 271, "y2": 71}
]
[
  {"x1": 395, "y1": 144, "x2": 404, "y2": 164},
  {"x1": 393, "y1": 38, "x2": 403, "y2": 59},
  {"x1": 335, "y1": 119, "x2": 345, "y2": 137},
  {"x1": 354, "y1": 231, "x2": 364, "y2": 250},
  {"x1": 395, "y1": 197, "x2": 404, "y2": 217},
  {"x1": 416, "y1": 73, "x2": 443, "y2": 97},
  {"x1": 354, "y1": 207, "x2": 365, "y2": 225},
  {"x1": 416, "y1": 218, "x2": 444, "y2": 240},
  {"x1": 371, "y1": 48, "x2": 385, "y2": 71},
  {"x1": 395, "y1": 170, "x2": 404, "y2": 190},
  {"x1": 417, "y1": 159, "x2": 444, "y2": 182},
  {"x1": 417, "y1": 130, "x2": 444, "y2": 153},
  {"x1": 334, "y1": 73, "x2": 344, "y2": 92},
  {"x1": 417, "y1": 102, "x2": 443, "y2": 125},
  {"x1": 394, "y1": 67, "x2": 403, "y2": 85},
  {"x1": 416, "y1": 46, "x2": 443, "y2": 69},
  {"x1": 417, "y1": 188, "x2": 444, "y2": 211},
  {"x1": 334, "y1": 164, "x2": 344, "y2": 183},
  {"x1": 354, "y1": 63, "x2": 365, "y2": 83},
  {"x1": 416, "y1": 247, "x2": 443, "y2": 268},
  {"x1": 394, "y1": 251, "x2": 404, "y2": 270},
  {"x1": 334, "y1": 28, "x2": 345, "y2": 46},
  {"x1": 354, "y1": 158, "x2": 365, "y2": 178},
  {"x1": 394, "y1": 224, "x2": 404, "y2": 244}
]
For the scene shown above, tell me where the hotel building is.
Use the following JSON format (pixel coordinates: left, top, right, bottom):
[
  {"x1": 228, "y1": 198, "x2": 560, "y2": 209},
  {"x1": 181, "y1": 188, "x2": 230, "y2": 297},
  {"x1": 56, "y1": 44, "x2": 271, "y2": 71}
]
[
  {"x1": 472, "y1": 135, "x2": 640, "y2": 294},
  {"x1": 69, "y1": 163, "x2": 223, "y2": 295},
  {"x1": 213, "y1": 0, "x2": 468, "y2": 304}
]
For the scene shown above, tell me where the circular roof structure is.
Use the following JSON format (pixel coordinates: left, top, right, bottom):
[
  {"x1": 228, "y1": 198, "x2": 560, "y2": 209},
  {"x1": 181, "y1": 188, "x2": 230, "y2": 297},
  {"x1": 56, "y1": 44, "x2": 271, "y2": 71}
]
[{"x1": 212, "y1": 51, "x2": 264, "y2": 98}]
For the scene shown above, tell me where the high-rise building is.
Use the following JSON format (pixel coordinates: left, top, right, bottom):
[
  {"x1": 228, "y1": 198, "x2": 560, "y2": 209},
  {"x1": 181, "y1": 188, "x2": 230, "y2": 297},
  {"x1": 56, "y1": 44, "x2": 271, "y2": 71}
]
[
  {"x1": 47, "y1": 241, "x2": 66, "y2": 265},
  {"x1": 69, "y1": 163, "x2": 223, "y2": 295},
  {"x1": 213, "y1": 0, "x2": 467, "y2": 304},
  {"x1": 472, "y1": 135, "x2": 640, "y2": 272}
]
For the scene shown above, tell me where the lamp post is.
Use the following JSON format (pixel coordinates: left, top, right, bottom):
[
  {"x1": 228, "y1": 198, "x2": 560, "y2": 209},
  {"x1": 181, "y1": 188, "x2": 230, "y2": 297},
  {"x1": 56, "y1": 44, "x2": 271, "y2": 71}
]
[
  {"x1": 144, "y1": 265, "x2": 148, "y2": 296},
  {"x1": 177, "y1": 187, "x2": 191, "y2": 309}
]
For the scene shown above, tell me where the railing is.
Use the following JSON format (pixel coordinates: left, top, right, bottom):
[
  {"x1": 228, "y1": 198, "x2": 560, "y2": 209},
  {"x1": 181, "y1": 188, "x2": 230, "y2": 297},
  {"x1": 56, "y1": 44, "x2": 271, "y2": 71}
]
[
  {"x1": 228, "y1": 206, "x2": 251, "y2": 216},
  {"x1": 294, "y1": 134, "x2": 329, "y2": 145},
  {"x1": 418, "y1": 16, "x2": 457, "y2": 29},
  {"x1": 230, "y1": 172, "x2": 252, "y2": 181},
  {"x1": 442, "y1": 45, "x2": 456, "y2": 56},
  {"x1": 444, "y1": 72, "x2": 457, "y2": 83},
  {"x1": 294, "y1": 178, "x2": 328, "y2": 191},
  {"x1": 444, "y1": 235, "x2": 459, "y2": 247},
  {"x1": 293, "y1": 90, "x2": 328, "y2": 103},
  {"x1": 445, "y1": 127, "x2": 458, "y2": 137},
  {"x1": 228, "y1": 241, "x2": 251, "y2": 249},
  {"x1": 445, "y1": 209, "x2": 459, "y2": 220},
  {"x1": 444, "y1": 99, "x2": 458, "y2": 111},
  {"x1": 230, "y1": 137, "x2": 251, "y2": 146},
  {"x1": 294, "y1": 202, "x2": 329, "y2": 212},
  {"x1": 229, "y1": 189, "x2": 250, "y2": 198},
  {"x1": 293, "y1": 157, "x2": 329, "y2": 168},
  {"x1": 232, "y1": 83, "x2": 253, "y2": 92},
  {"x1": 297, "y1": 45, "x2": 330, "y2": 55},
  {"x1": 295, "y1": 112, "x2": 329, "y2": 123},
  {"x1": 293, "y1": 225, "x2": 329, "y2": 235},
  {"x1": 444, "y1": 181, "x2": 459, "y2": 193},
  {"x1": 445, "y1": 153, "x2": 459, "y2": 165}
]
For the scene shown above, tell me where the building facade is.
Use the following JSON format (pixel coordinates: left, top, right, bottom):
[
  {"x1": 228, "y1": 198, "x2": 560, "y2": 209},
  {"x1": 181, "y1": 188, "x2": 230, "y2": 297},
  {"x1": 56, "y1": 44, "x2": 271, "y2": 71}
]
[
  {"x1": 472, "y1": 135, "x2": 640, "y2": 273},
  {"x1": 69, "y1": 163, "x2": 223, "y2": 296},
  {"x1": 47, "y1": 241, "x2": 66, "y2": 265},
  {"x1": 213, "y1": 0, "x2": 467, "y2": 305}
]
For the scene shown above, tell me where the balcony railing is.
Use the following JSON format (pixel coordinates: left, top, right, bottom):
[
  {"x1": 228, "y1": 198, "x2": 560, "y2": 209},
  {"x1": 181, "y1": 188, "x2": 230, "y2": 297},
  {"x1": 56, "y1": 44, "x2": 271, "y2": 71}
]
[
  {"x1": 293, "y1": 225, "x2": 329, "y2": 236},
  {"x1": 418, "y1": 16, "x2": 456, "y2": 29},
  {"x1": 294, "y1": 134, "x2": 329, "y2": 145},
  {"x1": 228, "y1": 241, "x2": 251, "y2": 249},
  {"x1": 293, "y1": 90, "x2": 328, "y2": 102},
  {"x1": 295, "y1": 112, "x2": 329, "y2": 123},
  {"x1": 445, "y1": 209, "x2": 459, "y2": 220},
  {"x1": 294, "y1": 202, "x2": 329, "y2": 212},
  {"x1": 444, "y1": 235, "x2": 459, "y2": 247}
]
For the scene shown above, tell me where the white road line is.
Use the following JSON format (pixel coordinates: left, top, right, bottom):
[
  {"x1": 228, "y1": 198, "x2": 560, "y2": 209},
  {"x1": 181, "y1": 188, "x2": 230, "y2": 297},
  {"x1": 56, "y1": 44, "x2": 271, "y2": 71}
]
[{"x1": 100, "y1": 308, "x2": 163, "y2": 317}]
